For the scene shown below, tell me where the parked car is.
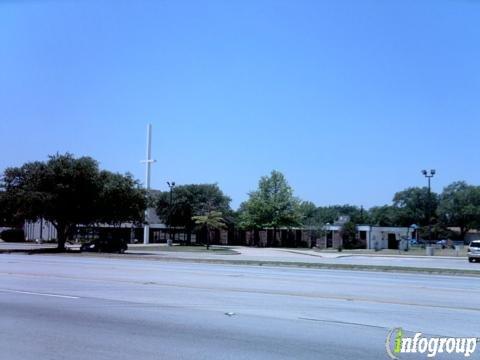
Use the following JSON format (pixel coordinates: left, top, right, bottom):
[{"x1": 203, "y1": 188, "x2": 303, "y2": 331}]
[
  {"x1": 80, "y1": 238, "x2": 128, "y2": 253},
  {"x1": 0, "y1": 228, "x2": 25, "y2": 242},
  {"x1": 468, "y1": 240, "x2": 480, "y2": 263},
  {"x1": 449, "y1": 240, "x2": 465, "y2": 249},
  {"x1": 436, "y1": 239, "x2": 447, "y2": 249}
]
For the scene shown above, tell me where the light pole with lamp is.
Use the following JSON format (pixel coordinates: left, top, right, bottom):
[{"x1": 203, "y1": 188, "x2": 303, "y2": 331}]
[
  {"x1": 407, "y1": 224, "x2": 418, "y2": 252},
  {"x1": 421, "y1": 169, "x2": 435, "y2": 243},
  {"x1": 325, "y1": 223, "x2": 330, "y2": 248},
  {"x1": 166, "y1": 181, "x2": 175, "y2": 246},
  {"x1": 325, "y1": 222, "x2": 335, "y2": 248}
]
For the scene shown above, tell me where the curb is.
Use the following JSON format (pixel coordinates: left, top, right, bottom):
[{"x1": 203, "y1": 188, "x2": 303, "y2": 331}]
[{"x1": 312, "y1": 252, "x2": 467, "y2": 260}]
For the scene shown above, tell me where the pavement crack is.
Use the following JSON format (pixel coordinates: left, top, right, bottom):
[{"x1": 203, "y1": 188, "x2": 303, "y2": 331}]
[{"x1": 298, "y1": 317, "x2": 390, "y2": 330}]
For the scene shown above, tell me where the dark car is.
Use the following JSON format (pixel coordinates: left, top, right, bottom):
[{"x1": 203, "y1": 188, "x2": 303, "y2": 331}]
[{"x1": 80, "y1": 238, "x2": 128, "y2": 253}]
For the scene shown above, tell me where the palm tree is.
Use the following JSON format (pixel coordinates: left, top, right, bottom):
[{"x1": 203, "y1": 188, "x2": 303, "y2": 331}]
[{"x1": 192, "y1": 210, "x2": 226, "y2": 250}]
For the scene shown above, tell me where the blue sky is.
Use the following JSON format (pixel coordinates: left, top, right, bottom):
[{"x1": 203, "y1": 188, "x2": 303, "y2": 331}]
[{"x1": 1, "y1": 0, "x2": 479, "y2": 209}]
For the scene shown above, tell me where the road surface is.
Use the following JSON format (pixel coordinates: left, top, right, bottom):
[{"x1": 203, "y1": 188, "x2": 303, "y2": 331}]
[{"x1": 0, "y1": 254, "x2": 479, "y2": 359}]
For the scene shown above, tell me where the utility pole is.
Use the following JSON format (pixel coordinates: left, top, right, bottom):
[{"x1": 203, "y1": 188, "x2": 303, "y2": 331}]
[{"x1": 142, "y1": 124, "x2": 155, "y2": 244}]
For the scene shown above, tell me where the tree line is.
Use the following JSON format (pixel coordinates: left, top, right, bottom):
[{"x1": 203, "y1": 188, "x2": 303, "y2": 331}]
[
  {"x1": 2, "y1": 153, "x2": 480, "y2": 250},
  {"x1": 154, "y1": 170, "x2": 480, "y2": 243}
]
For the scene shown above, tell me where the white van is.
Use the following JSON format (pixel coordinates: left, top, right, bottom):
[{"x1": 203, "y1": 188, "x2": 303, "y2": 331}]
[{"x1": 468, "y1": 240, "x2": 480, "y2": 263}]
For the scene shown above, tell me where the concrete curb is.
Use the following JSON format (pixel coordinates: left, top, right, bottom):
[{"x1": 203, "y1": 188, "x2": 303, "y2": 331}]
[
  {"x1": 311, "y1": 251, "x2": 467, "y2": 260},
  {"x1": 135, "y1": 256, "x2": 480, "y2": 277}
]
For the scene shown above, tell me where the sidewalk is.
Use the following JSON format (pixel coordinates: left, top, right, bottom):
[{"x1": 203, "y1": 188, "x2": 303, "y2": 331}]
[
  {"x1": 285, "y1": 248, "x2": 467, "y2": 260},
  {"x1": 0, "y1": 242, "x2": 58, "y2": 250}
]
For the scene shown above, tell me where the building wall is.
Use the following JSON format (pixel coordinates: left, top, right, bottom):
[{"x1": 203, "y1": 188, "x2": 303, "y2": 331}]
[
  {"x1": 24, "y1": 219, "x2": 57, "y2": 241},
  {"x1": 21, "y1": 218, "x2": 415, "y2": 250},
  {"x1": 316, "y1": 237, "x2": 327, "y2": 249},
  {"x1": 332, "y1": 232, "x2": 343, "y2": 249},
  {"x1": 220, "y1": 230, "x2": 228, "y2": 245},
  {"x1": 365, "y1": 226, "x2": 413, "y2": 250}
]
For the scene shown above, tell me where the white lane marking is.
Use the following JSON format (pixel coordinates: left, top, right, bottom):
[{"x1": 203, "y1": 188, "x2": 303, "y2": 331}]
[{"x1": 0, "y1": 289, "x2": 79, "y2": 299}]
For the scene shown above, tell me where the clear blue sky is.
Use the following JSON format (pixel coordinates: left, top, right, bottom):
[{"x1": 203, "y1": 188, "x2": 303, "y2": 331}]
[{"x1": 1, "y1": 0, "x2": 479, "y2": 209}]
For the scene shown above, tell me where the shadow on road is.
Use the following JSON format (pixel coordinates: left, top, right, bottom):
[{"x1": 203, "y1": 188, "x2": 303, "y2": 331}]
[{"x1": 0, "y1": 248, "x2": 81, "y2": 255}]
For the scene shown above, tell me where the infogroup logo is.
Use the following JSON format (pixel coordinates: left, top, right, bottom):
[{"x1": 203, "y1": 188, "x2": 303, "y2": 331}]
[{"x1": 385, "y1": 328, "x2": 478, "y2": 359}]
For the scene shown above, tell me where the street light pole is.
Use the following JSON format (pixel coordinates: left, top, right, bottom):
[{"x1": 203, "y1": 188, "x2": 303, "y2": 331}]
[
  {"x1": 421, "y1": 169, "x2": 436, "y2": 242},
  {"x1": 166, "y1": 181, "x2": 175, "y2": 246},
  {"x1": 325, "y1": 222, "x2": 334, "y2": 248}
]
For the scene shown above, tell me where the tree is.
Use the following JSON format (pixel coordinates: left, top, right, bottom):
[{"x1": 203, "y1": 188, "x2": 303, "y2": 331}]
[
  {"x1": 1, "y1": 153, "x2": 147, "y2": 250},
  {"x1": 329, "y1": 205, "x2": 368, "y2": 224},
  {"x1": 300, "y1": 204, "x2": 367, "y2": 228},
  {"x1": 368, "y1": 205, "x2": 401, "y2": 226},
  {"x1": 0, "y1": 191, "x2": 14, "y2": 226},
  {"x1": 238, "y1": 170, "x2": 302, "y2": 244},
  {"x1": 298, "y1": 201, "x2": 318, "y2": 226},
  {"x1": 437, "y1": 181, "x2": 480, "y2": 240},
  {"x1": 392, "y1": 187, "x2": 438, "y2": 227},
  {"x1": 192, "y1": 210, "x2": 226, "y2": 249},
  {"x1": 155, "y1": 184, "x2": 231, "y2": 243},
  {"x1": 96, "y1": 171, "x2": 146, "y2": 225},
  {"x1": 307, "y1": 206, "x2": 339, "y2": 226}
]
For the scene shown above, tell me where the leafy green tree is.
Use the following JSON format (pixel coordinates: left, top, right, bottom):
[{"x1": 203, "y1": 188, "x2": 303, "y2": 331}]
[
  {"x1": 238, "y1": 170, "x2": 302, "y2": 244},
  {"x1": 1, "y1": 153, "x2": 147, "y2": 250},
  {"x1": 155, "y1": 184, "x2": 231, "y2": 243},
  {"x1": 298, "y1": 201, "x2": 318, "y2": 226},
  {"x1": 192, "y1": 210, "x2": 226, "y2": 249},
  {"x1": 368, "y1": 205, "x2": 401, "y2": 226},
  {"x1": 331, "y1": 205, "x2": 368, "y2": 224},
  {"x1": 301, "y1": 204, "x2": 367, "y2": 228},
  {"x1": 392, "y1": 187, "x2": 438, "y2": 227},
  {"x1": 96, "y1": 171, "x2": 147, "y2": 225},
  {"x1": 0, "y1": 191, "x2": 15, "y2": 226},
  {"x1": 437, "y1": 181, "x2": 480, "y2": 240},
  {"x1": 2, "y1": 155, "x2": 100, "y2": 249},
  {"x1": 308, "y1": 206, "x2": 339, "y2": 225}
]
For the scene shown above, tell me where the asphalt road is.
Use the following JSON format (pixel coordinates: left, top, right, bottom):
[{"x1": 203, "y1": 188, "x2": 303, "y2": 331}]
[{"x1": 0, "y1": 254, "x2": 479, "y2": 359}]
